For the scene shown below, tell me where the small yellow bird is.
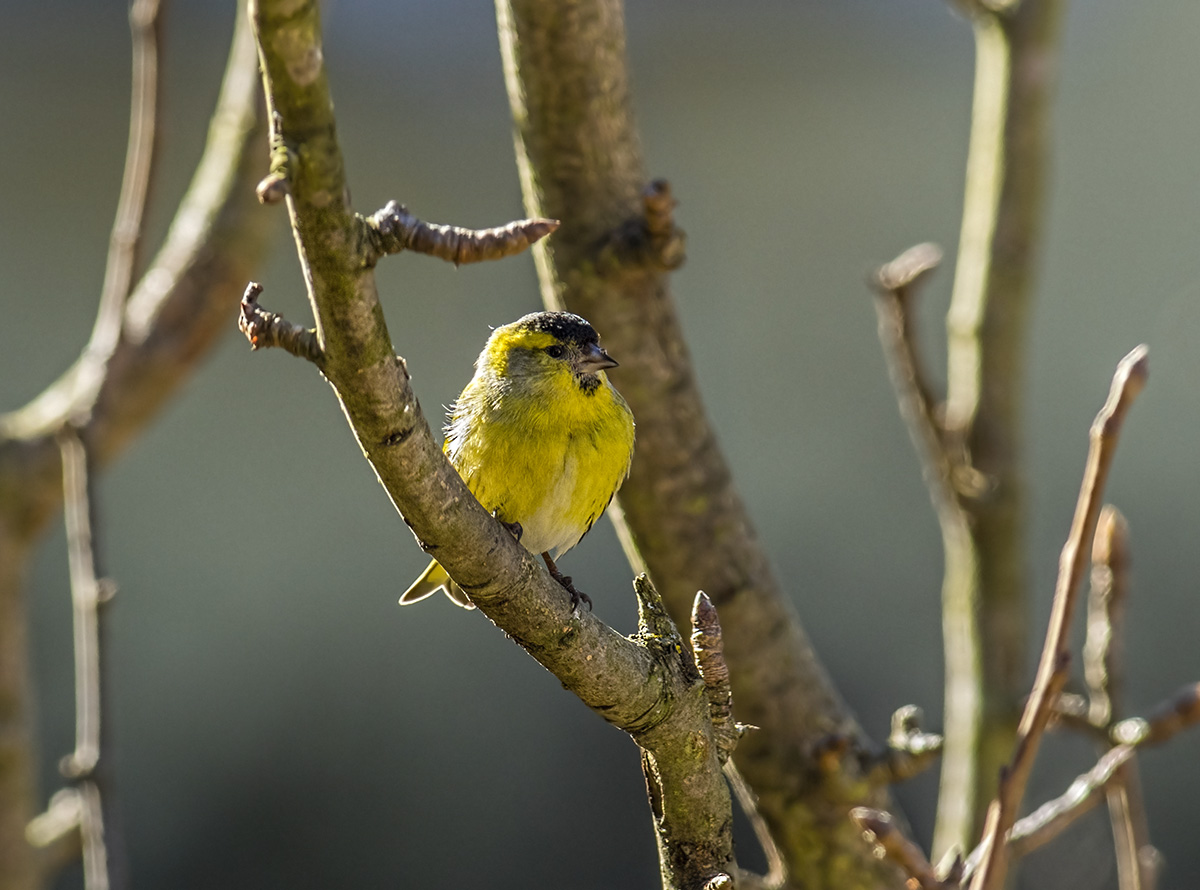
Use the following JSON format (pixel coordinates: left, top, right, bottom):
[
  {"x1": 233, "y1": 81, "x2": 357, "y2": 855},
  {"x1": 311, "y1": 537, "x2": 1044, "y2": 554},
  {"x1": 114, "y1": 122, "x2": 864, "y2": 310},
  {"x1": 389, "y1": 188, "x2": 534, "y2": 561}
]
[{"x1": 401, "y1": 311, "x2": 635, "y2": 611}]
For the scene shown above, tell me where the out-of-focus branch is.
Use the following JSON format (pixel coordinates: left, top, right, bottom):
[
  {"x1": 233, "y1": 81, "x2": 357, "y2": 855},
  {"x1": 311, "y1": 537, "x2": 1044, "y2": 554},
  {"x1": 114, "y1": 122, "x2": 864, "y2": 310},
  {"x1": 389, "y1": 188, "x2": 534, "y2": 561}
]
[
  {"x1": 0, "y1": 7, "x2": 269, "y2": 887},
  {"x1": 53, "y1": 429, "x2": 120, "y2": 890},
  {"x1": 1085, "y1": 506, "x2": 1159, "y2": 890},
  {"x1": 864, "y1": 705, "x2": 945, "y2": 786},
  {"x1": 495, "y1": 3, "x2": 901, "y2": 886},
  {"x1": 926, "y1": 0, "x2": 1067, "y2": 857},
  {"x1": 851, "y1": 808, "x2": 953, "y2": 890},
  {"x1": 971, "y1": 345, "x2": 1149, "y2": 890},
  {"x1": 92, "y1": 0, "x2": 165, "y2": 361},
  {"x1": 958, "y1": 680, "x2": 1200, "y2": 883},
  {"x1": 248, "y1": 2, "x2": 736, "y2": 885}
]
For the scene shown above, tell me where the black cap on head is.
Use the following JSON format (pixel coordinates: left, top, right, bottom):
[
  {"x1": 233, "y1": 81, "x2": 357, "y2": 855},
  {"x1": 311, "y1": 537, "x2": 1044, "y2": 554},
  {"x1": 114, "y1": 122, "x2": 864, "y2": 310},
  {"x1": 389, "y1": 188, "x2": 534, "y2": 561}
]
[{"x1": 513, "y1": 311, "x2": 599, "y2": 346}]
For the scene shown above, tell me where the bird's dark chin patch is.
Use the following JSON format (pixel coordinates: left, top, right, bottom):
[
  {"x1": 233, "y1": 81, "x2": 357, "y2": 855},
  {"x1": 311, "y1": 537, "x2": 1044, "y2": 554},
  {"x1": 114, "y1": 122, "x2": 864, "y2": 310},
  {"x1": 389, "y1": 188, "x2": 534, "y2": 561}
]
[{"x1": 576, "y1": 373, "x2": 602, "y2": 394}]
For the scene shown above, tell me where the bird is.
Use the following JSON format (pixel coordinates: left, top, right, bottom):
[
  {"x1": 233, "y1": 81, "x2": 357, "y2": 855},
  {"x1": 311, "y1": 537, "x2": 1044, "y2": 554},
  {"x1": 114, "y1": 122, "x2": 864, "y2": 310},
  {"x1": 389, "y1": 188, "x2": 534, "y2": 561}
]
[{"x1": 400, "y1": 310, "x2": 635, "y2": 611}]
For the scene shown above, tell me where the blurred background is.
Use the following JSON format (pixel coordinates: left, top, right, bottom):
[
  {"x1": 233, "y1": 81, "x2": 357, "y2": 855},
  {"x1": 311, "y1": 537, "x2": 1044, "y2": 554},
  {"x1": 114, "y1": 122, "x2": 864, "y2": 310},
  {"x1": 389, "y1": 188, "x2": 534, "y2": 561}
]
[{"x1": 2, "y1": 0, "x2": 1197, "y2": 887}]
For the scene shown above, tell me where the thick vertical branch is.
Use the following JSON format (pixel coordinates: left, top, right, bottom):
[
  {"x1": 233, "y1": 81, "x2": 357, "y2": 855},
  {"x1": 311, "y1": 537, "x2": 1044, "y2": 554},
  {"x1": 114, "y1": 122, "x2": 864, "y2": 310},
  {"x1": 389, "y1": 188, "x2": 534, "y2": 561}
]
[
  {"x1": 933, "y1": 0, "x2": 1066, "y2": 857},
  {"x1": 495, "y1": 2, "x2": 900, "y2": 887}
]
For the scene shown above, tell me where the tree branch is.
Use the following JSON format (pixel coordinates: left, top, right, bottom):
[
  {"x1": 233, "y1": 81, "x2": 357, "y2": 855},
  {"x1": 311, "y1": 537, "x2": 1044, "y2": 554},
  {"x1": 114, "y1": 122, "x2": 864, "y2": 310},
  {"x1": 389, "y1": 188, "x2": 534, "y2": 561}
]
[
  {"x1": 851, "y1": 808, "x2": 952, "y2": 890},
  {"x1": 495, "y1": 2, "x2": 901, "y2": 885},
  {"x1": 51, "y1": 428, "x2": 121, "y2": 890},
  {"x1": 930, "y1": 0, "x2": 1067, "y2": 855},
  {"x1": 971, "y1": 344, "x2": 1149, "y2": 890},
  {"x1": 363, "y1": 200, "x2": 558, "y2": 267},
  {"x1": 1085, "y1": 506, "x2": 1159, "y2": 890},
  {"x1": 91, "y1": 0, "x2": 165, "y2": 362},
  {"x1": 247, "y1": 2, "x2": 735, "y2": 885},
  {"x1": 957, "y1": 680, "x2": 1200, "y2": 883},
  {"x1": 238, "y1": 283, "x2": 323, "y2": 364},
  {"x1": 0, "y1": 7, "x2": 270, "y2": 886}
]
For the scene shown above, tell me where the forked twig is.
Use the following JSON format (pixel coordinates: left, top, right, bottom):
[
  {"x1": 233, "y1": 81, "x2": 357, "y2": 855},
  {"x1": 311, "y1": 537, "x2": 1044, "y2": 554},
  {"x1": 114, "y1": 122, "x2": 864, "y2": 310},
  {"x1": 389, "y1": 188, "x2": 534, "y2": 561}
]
[
  {"x1": 960, "y1": 681, "x2": 1200, "y2": 881},
  {"x1": 971, "y1": 345, "x2": 1148, "y2": 890}
]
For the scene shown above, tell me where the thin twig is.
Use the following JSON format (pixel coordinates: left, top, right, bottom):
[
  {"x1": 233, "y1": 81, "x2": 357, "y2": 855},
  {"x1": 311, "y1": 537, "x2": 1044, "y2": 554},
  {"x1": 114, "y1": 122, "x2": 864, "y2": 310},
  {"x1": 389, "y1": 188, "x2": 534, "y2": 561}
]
[
  {"x1": 723, "y1": 763, "x2": 786, "y2": 890},
  {"x1": 57, "y1": 429, "x2": 118, "y2": 890},
  {"x1": 91, "y1": 0, "x2": 165, "y2": 360},
  {"x1": 851, "y1": 808, "x2": 949, "y2": 889},
  {"x1": 1085, "y1": 506, "x2": 1157, "y2": 890},
  {"x1": 365, "y1": 200, "x2": 559, "y2": 266},
  {"x1": 959, "y1": 678, "x2": 1200, "y2": 882},
  {"x1": 238, "y1": 282, "x2": 324, "y2": 365},
  {"x1": 866, "y1": 705, "x2": 945, "y2": 785},
  {"x1": 971, "y1": 345, "x2": 1149, "y2": 890},
  {"x1": 870, "y1": 244, "x2": 963, "y2": 509}
]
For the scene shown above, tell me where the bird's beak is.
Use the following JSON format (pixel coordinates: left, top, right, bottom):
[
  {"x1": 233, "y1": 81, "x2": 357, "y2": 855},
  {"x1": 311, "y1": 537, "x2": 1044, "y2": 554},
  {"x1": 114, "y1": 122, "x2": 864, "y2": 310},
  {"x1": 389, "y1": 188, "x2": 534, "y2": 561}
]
[{"x1": 576, "y1": 342, "x2": 619, "y2": 374}]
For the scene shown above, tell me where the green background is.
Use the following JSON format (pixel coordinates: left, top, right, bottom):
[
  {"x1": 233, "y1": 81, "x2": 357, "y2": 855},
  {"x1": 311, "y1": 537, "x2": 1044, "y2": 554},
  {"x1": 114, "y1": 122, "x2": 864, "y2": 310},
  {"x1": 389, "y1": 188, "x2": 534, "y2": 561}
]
[{"x1": 2, "y1": 1, "x2": 1198, "y2": 887}]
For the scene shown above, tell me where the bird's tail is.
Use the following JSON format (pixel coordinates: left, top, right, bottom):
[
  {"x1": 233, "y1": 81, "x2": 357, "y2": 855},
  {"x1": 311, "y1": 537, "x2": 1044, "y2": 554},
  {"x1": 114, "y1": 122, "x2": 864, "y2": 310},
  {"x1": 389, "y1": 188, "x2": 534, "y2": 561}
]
[{"x1": 400, "y1": 560, "x2": 475, "y2": 609}]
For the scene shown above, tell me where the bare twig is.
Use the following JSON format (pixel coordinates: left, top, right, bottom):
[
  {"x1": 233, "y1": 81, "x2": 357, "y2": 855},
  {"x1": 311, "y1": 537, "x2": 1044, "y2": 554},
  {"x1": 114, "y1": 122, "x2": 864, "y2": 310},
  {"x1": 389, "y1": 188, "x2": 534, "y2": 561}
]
[
  {"x1": 91, "y1": 0, "x2": 165, "y2": 361},
  {"x1": 238, "y1": 282, "x2": 323, "y2": 365},
  {"x1": 723, "y1": 763, "x2": 786, "y2": 890},
  {"x1": 871, "y1": 244, "x2": 959, "y2": 503},
  {"x1": 866, "y1": 705, "x2": 945, "y2": 785},
  {"x1": 365, "y1": 200, "x2": 558, "y2": 266},
  {"x1": 1084, "y1": 505, "x2": 1157, "y2": 890},
  {"x1": 1125, "y1": 682, "x2": 1200, "y2": 747},
  {"x1": 0, "y1": 5, "x2": 269, "y2": 884},
  {"x1": 959, "y1": 680, "x2": 1200, "y2": 882},
  {"x1": 851, "y1": 808, "x2": 949, "y2": 889},
  {"x1": 55, "y1": 429, "x2": 119, "y2": 890},
  {"x1": 971, "y1": 345, "x2": 1149, "y2": 890},
  {"x1": 1085, "y1": 506, "x2": 1130, "y2": 727}
]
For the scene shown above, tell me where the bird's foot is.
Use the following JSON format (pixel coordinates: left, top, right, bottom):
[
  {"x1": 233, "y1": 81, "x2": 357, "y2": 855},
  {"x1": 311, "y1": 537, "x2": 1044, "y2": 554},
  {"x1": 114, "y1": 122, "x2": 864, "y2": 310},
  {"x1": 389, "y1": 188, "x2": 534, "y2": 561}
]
[
  {"x1": 496, "y1": 515, "x2": 523, "y2": 543},
  {"x1": 542, "y1": 552, "x2": 592, "y2": 615}
]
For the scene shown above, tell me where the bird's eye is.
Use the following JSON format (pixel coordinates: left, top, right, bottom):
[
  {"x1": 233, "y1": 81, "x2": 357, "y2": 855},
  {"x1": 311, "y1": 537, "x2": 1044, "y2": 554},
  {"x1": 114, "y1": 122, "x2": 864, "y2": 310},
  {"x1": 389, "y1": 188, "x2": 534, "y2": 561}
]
[{"x1": 545, "y1": 344, "x2": 565, "y2": 359}]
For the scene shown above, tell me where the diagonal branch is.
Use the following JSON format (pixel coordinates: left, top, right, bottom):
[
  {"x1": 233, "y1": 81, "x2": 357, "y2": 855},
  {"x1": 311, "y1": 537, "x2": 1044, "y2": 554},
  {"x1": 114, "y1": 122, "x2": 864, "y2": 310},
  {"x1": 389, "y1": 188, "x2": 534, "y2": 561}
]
[
  {"x1": 247, "y1": 2, "x2": 735, "y2": 886},
  {"x1": 971, "y1": 344, "x2": 1149, "y2": 890}
]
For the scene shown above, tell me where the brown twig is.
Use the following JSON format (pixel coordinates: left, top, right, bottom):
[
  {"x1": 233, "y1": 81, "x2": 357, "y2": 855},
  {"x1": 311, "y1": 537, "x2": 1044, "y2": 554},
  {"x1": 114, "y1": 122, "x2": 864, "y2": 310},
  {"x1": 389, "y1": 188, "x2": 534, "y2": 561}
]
[
  {"x1": 365, "y1": 200, "x2": 558, "y2": 266},
  {"x1": 91, "y1": 0, "x2": 165, "y2": 361},
  {"x1": 866, "y1": 705, "x2": 946, "y2": 785},
  {"x1": 238, "y1": 282, "x2": 324, "y2": 365},
  {"x1": 958, "y1": 680, "x2": 1199, "y2": 882},
  {"x1": 851, "y1": 808, "x2": 949, "y2": 889},
  {"x1": 871, "y1": 244, "x2": 962, "y2": 509},
  {"x1": 1084, "y1": 506, "x2": 1157, "y2": 890},
  {"x1": 54, "y1": 429, "x2": 120, "y2": 890},
  {"x1": 971, "y1": 345, "x2": 1149, "y2": 890}
]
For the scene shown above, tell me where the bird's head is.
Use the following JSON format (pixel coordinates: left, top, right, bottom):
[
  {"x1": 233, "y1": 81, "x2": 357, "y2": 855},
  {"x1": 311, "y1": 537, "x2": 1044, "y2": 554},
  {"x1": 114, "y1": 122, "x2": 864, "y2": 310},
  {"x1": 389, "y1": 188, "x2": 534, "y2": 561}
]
[{"x1": 482, "y1": 311, "x2": 618, "y2": 394}]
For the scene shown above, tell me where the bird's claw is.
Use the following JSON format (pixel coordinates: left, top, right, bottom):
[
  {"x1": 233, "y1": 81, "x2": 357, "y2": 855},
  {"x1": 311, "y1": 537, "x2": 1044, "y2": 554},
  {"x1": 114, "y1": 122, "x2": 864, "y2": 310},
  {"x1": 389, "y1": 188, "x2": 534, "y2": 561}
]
[{"x1": 497, "y1": 516, "x2": 523, "y2": 543}]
